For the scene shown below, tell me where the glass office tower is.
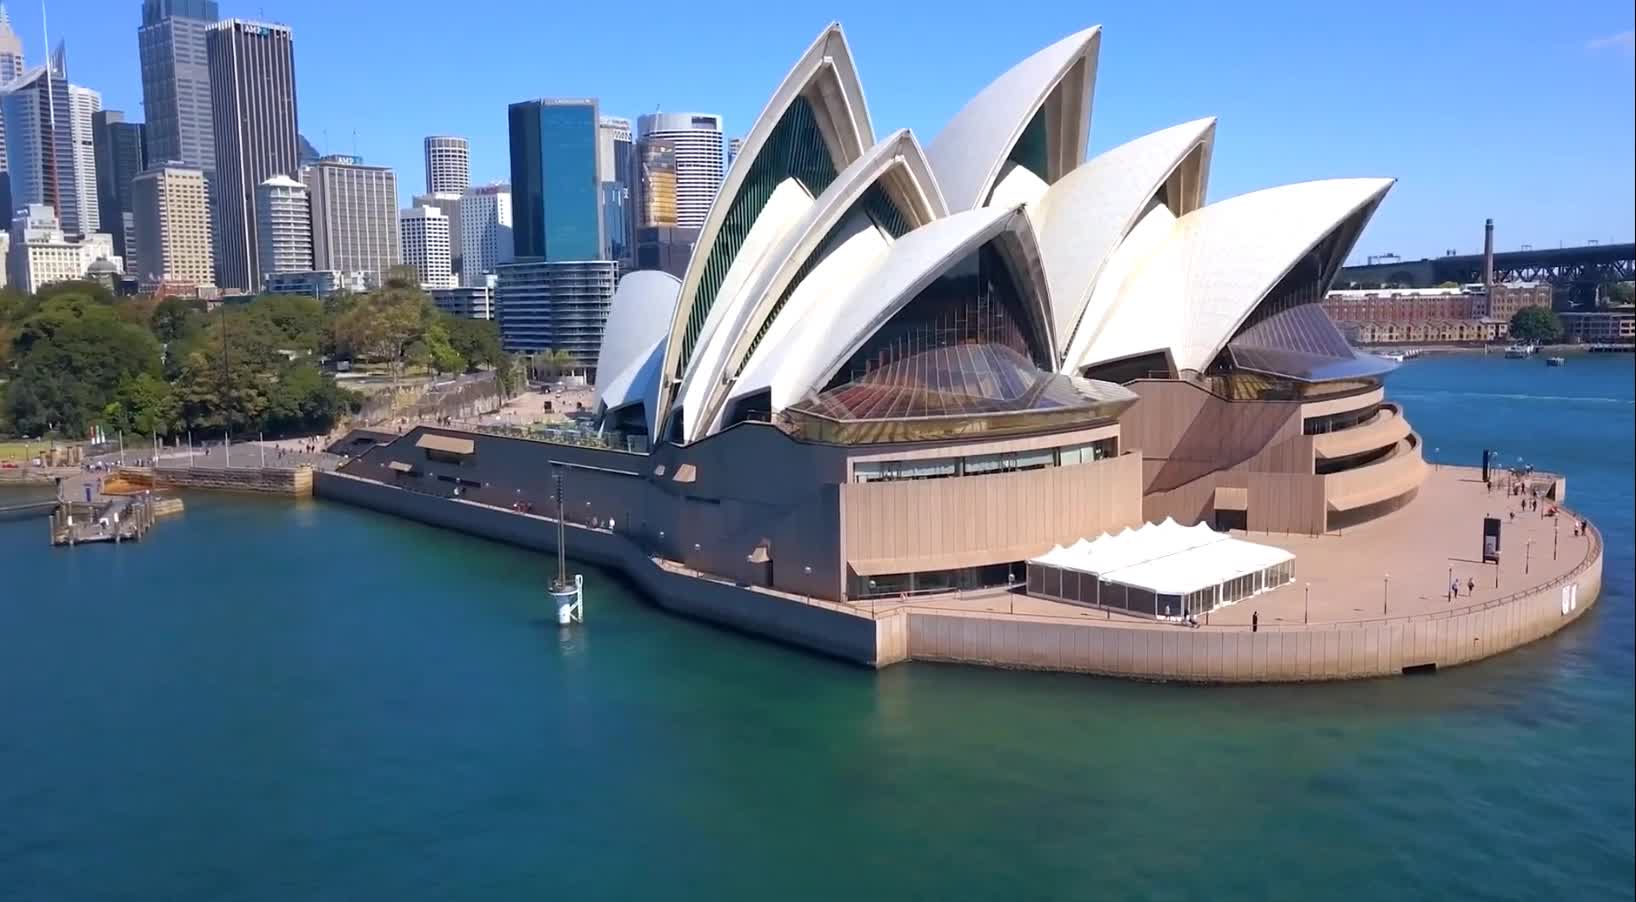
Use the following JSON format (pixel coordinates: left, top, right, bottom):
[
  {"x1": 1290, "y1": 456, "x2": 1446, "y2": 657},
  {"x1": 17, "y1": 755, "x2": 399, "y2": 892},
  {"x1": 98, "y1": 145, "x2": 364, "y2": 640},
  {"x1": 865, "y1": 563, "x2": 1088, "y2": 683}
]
[{"x1": 507, "y1": 98, "x2": 603, "y2": 262}]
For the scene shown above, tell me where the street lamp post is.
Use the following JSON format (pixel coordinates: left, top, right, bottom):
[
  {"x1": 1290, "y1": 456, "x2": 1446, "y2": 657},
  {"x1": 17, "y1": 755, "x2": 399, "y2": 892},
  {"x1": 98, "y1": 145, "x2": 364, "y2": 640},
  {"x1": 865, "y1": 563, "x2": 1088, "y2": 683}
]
[
  {"x1": 1448, "y1": 566, "x2": 1454, "y2": 602},
  {"x1": 1525, "y1": 539, "x2": 1532, "y2": 575},
  {"x1": 1304, "y1": 582, "x2": 1310, "y2": 624},
  {"x1": 1383, "y1": 573, "x2": 1390, "y2": 615},
  {"x1": 1554, "y1": 516, "x2": 1559, "y2": 560}
]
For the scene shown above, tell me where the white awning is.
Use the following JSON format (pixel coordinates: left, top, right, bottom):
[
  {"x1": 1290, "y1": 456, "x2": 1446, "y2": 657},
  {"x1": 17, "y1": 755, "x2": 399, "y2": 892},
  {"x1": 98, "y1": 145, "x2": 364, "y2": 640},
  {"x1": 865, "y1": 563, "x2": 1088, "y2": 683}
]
[{"x1": 1028, "y1": 518, "x2": 1293, "y2": 597}]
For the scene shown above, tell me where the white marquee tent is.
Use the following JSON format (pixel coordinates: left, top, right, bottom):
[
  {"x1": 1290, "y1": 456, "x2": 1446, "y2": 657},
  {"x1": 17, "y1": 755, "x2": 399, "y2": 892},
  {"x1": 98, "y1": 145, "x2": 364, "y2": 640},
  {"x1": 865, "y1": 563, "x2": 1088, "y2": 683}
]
[{"x1": 1026, "y1": 518, "x2": 1295, "y2": 618}]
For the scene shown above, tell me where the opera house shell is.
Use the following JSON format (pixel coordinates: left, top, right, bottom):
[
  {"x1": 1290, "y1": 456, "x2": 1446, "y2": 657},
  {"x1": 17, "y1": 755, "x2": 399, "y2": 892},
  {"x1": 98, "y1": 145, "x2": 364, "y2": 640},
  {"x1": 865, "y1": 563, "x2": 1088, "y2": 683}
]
[{"x1": 588, "y1": 24, "x2": 1426, "y2": 599}]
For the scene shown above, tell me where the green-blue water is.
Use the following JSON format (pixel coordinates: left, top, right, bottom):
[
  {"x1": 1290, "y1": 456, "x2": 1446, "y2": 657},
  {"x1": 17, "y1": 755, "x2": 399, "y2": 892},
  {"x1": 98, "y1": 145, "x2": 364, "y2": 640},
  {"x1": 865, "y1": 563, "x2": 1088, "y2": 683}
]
[{"x1": 2, "y1": 354, "x2": 1631, "y2": 901}]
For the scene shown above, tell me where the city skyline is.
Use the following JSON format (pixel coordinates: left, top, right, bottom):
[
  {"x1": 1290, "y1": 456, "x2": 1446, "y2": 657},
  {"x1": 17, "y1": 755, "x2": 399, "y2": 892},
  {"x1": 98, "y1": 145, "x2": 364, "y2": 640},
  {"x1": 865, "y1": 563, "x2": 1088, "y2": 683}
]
[{"x1": 1, "y1": 0, "x2": 1629, "y2": 263}]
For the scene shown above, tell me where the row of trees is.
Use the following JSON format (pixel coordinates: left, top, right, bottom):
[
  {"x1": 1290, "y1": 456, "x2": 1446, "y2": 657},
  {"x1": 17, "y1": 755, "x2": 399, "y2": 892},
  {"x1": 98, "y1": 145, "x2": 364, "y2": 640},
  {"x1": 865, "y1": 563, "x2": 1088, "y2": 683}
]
[
  {"x1": 1508, "y1": 306, "x2": 1564, "y2": 344},
  {"x1": 0, "y1": 272, "x2": 514, "y2": 440}
]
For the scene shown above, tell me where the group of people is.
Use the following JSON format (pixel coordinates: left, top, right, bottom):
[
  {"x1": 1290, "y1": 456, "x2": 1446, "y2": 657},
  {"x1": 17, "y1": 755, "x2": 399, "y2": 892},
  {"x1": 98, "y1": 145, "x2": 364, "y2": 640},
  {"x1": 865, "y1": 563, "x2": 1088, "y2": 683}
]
[{"x1": 1450, "y1": 576, "x2": 1477, "y2": 600}]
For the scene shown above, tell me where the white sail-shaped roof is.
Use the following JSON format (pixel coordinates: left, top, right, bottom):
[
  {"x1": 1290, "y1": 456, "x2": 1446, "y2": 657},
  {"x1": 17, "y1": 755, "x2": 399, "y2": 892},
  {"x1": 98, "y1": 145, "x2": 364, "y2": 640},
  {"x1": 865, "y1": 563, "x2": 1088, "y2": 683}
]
[
  {"x1": 927, "y1": 27, "x2": 1101, "y2": 212},
  {"x1": 685, "y1": 129, "x2": 948, "y2": 440},
  {"x1": 596, "y1": 336, "x2": 666, "y2": 439},
  {"x1": 656, "y1": 24, "x2": 875, "y2": 439},
  {"x1": 594, "y1": 270, "x2": 678, "y2": 399},
  {"x1": 1074, "y1": 177, "x2": 1395, "y2": 375},
  {"x1": 734, "y1": 205, "x2": 1054, "y2": 413},
  {"x1": 1032, "y1": 118, "x2": 1216, "y2": 360}
]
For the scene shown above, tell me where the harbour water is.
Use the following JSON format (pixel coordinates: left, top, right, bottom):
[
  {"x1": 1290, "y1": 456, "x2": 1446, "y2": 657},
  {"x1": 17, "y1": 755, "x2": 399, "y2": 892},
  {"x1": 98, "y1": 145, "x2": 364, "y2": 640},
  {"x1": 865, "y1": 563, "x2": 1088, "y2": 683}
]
[{"x1": 1, "y1": 354, "x2": 1631, "y2": 900}]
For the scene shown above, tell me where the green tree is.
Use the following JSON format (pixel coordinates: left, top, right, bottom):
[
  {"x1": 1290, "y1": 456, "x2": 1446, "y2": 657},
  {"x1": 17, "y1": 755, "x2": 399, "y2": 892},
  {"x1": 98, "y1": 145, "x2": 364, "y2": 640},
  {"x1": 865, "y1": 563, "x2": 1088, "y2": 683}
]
[
  {"x1": 494, "y1": 353, "x2": 522, "y2": 398},
  {"x1": 150, "y1": 296, "x2": 208, "y2": 343},
  {"x1": 1509, "y1": 305, "x2": 1563, "y2": 344},
  {"x1": 172, "y1": 346, "x2": 272, "y2": 434},
  {"x1": 528, "y1": 349, "x2": 578, "y2": 382},
  {"x1": 334, "y1": 281, "x2": 430, "y2": 387},
  {"x1": 102, "y1": 372, "x2": 181, "y2": 437},
  {"x1": 4, "y1": 296, "x2": 162, "y2": 436},
  {"x1": 1607, "y1": 281, "x2": 1634, "y2": 307},
  {"x1": 442, "y1": 315, "x2": 503, "y2": 371}
]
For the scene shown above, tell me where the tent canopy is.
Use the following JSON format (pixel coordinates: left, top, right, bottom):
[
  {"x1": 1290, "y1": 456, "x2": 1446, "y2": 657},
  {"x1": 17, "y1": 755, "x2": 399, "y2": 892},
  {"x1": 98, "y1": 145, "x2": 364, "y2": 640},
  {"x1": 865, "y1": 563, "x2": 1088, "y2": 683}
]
[{"x1": 1028, "y1": 517, "x2": 1293, "y2": 597}]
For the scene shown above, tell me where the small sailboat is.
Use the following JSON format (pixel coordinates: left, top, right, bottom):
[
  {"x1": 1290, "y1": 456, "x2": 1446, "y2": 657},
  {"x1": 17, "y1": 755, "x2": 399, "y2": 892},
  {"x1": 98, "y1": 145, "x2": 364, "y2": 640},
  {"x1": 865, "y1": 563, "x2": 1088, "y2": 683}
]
[
  {"x1": 1504, "y1": 343, "x2": 1536, "y2": 359},
  {"x1": 1545, "y1": 356, "x2": 1565, "y2": 367}
]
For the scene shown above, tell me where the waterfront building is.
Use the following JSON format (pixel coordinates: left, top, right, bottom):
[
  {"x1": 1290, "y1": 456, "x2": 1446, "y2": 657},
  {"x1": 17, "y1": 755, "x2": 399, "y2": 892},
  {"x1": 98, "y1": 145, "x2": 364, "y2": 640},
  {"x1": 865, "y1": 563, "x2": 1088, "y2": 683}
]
[
  {"x1": 67, "y1": 84, "x2": 101, "y2": 235},
  {"x1": 1324, "y1": 286, "x2": 1481, "y2": 323},
  {"x1": 430, "y1": 284, "x2": 493, "y2": 320},
  {"x1": 1559, "y1": 309, "x2": 1636, "y2": 344},
  {"x1": 302, "y1": 155, "x2": 400, "y2": 281},
  {"x1": 599, "y1": 116, "x2": 633, "y2": 265},
  {"x1": 254, "y1": 174, "x2": 312, "y2": 279},
  {"x1": 138, "y1": 0, "x2": 219, "y2": 179},
  {"x1": 6, "y1": 203, "x2": 120, "y2": 294},
  {"x1": 262, "y1": 268, "x2": 370, "y2": 297},
  {"x1": 1, "y1": 54, "x2": 85, "y2": 233},
  {"x1": 508, "y1": 98, "x2": 602, "y2": 261},
  {"x1": 206, "y1": 18, "x2": 299, "y2": 291},
  {"x1": 91, "y1": 111, "x2": 147, "y2": 271},
  {"x1": 131, "y1": 164, "x2": 214, "y2": 291},
  {"x1": 1343, "y1": 319, "x2": 1506, "y2": 345},
  {"x1": 1481, "y1": 281, "x2": 1553, "y2": 321},
  {"x1": 459, "y1": 183, "x2": 512, "y2": 286},
  {"x1": 399, "y1": 204, "x2": 455, "y2": 289},
  {"x1": 423, "y1": 135, "x2": 469, "y2": 195},
  {"x1": 635, "y1": 112, "x2": 723, "y2": 229},
  {"x1": 494, "y1": 258, "x2": 615, "y2": 363}
]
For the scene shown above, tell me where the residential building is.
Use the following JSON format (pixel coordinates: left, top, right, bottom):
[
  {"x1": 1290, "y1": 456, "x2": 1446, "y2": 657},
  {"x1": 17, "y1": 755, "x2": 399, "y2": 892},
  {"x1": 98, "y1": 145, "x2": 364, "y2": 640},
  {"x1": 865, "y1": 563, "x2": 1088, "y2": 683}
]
[
  {"x1": 1323, "y1": 286, "x2": 1481, "y2": 323},
  {"x1": 430, "y1": 284, "x2": 493, "y2": 320},
  {"x1": 302, "y1": 155, "x2": 399, "y2": 281},
  {"x1": 412, "y1": 190, "x2": 462, "y2": 279},
  {"x1": 254, "y1": 174, "x2": 312, "y2": 278},
  {"x1": 635, "y1": 112, "x2": 724, "y2": 229},
  {"x1": 91, "y1": 111, "x2": 147, "y2": 271},
  {"x1": 423, "y1": 135, "x2": 469, "y2": 194},
  {"x1": 67, "y1": 84, "x2": 101, "y2": 234},
  {"x1": 633, "y1": 224, "x2": 697, "y2": 278},
  {"x1": 635, "y1": 136, "x2": 677, "y2": 228},
  {"x1": 459, "y1": 183, "x2": 512, "y2": 286},
  {"x1": 494, "y1": 258, "x2": 615, "y2": 364},
  {"x1": 131, "y1": 164, "x2": 213, "y2": 290},
  {"x1": 507, "y1": 98, "x2": 602, "y2": 261},
  {"x1": 399, "y1": 204, "x2": 454, "y2": 289},
  {"x1": 599, "y1": 116, "x2": 633, "y2": 264},
  {"x1": 0, "y1": 4, "x2": 24, "y2": 217},
  {"x1": 138, "y1": 0, "x2": 219, "y2": 178},
  {"x1": 1, "y1": 54, "x2": 84, "y2": 233},
  {"x1": 262, "y1": 268, "x2": 370, "y2": 297},
  {"x1": 1344, "y1": 319, "x2": 1506, "y2": 345},
  {"x1": 206, "y1": 18, "x2": 300, "y2": 291},
  {"x1": 1560, "y1": 310, "x2": 1636, "y2": 344},
  {"x1": 7, "y1": 204, "x2": 120, "y2": 294}
]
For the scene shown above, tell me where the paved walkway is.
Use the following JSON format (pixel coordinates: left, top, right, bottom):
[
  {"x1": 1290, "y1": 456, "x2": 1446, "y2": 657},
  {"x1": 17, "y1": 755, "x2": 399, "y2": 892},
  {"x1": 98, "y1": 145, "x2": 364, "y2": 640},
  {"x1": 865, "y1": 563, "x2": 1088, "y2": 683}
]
[{"x1": 885, "y1": 466, "x2": 1594, "y2": 630}]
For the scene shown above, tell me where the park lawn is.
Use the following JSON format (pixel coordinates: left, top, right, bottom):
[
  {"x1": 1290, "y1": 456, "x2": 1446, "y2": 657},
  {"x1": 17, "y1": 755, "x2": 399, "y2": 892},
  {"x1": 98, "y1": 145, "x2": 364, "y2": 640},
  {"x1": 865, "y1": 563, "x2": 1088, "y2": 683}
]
[{"x1": 0, "y1": 440, "x2": 53, "y2": 462}]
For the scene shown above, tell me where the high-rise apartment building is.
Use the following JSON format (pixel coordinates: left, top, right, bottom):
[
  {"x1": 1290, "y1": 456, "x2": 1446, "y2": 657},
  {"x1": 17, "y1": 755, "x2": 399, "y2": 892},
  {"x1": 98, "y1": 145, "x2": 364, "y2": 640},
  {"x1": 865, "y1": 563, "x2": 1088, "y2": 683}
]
[
  {"x1": 399, "y1": 204, "x2": 454, "y2": 290},
  {"x1": 423, "y1": 135, "x2": 469, "y2": 195},
  {"x1": 7, "y1": 203, "x2": 120, "y2": 294},
  {"x1": 599, "y1": 116, "x2": 633, "y2": 265},
  {"x1": 459, "y1": 183, "x2": 512, "y2": 287},
  {"x1": 635, "y1": 112, "x2": 723, "y2": 229},
  {"x1": 1, "y1": 57, "x2": 85, "y2": 234},
  {"x1": 412, "y1": 190, "x2": 462, "y2": 280},
  {"x1": 430, "y1": 284, "x2": 492, "y2": 320},
  {"x1": 67, "y1": 85, "x2": 102, "y2": 234},
  {"x1": 494, "y1": 258, "x2": 615, "y2": 363},
  {"x1": 0, "y1": 4, "x2": 25, "y2": 217},
  {"x1": 206, "y1": 18, "x2": 299, "y2": 290},
  {"x1": 508, "y1": 98, "x2": 602, "y2": 261},
  {"x1": 302, "y1": 155, "x2": 399, "y2": 280},
  {"x1": 131, "y1": 164, "x2": 213, "y2": 290},
  {"x1": 138, "y1": 0, "x2": 219, "y2": 177},
  {"x1": 91, "y1": 111, "x2": 147, "y2": 272},
  {"x1": 254, "y1": 174, "x2": 311, "y2": 278}
]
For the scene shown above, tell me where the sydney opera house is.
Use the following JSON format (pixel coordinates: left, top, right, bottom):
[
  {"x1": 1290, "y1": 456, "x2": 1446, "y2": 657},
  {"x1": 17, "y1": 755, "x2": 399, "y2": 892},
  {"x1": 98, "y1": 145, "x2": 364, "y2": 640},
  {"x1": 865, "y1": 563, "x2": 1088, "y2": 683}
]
[{"x1": 577, "y1": 24, "x2": 1422, "y2": 601}]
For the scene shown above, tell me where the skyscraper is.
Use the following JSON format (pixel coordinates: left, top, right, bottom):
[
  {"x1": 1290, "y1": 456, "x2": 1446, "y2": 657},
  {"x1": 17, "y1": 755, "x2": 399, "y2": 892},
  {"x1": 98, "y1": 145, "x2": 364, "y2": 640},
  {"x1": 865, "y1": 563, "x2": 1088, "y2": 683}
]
[
  {"x1": 0, "y1": 3, "x2": 25, "y2": 218},
  {"x1": 1, "y1": 56, "x2": 83, "y2": 233},
  {"x1": 636, "y1": 137, "x2": 676, "y2": 228},
  {"x1": 130, "y1": 164, "x2": 213, "y2": 290},
  {"x1": 423, "y1": 135, "x2": 469, "y2": 195},
  {"x1": 598, "y1": 116, "x2": 633, "y2": 265},
  {"x1": 635, "y1": 112, "x2": 724, "y2": 229},
  {"x1": 459, "y1": 183, "x2": 512, "y2": 287},
  {"x1": 91, "y1": 110, "x2": 147, "y2": 270},
  {"x1": 727, "y1": 136, "x2": 743, "y2": 170},
  {"x1": 254, "y1": 174, "x2": 311, "y2": 278},
  {"x1": 302, "y1": 155, "x2": 399, "y2": 281},
  {"x1": 399, "y1": 204, "x2": 453, "y2": 289},
  {"x1": 412, "y1": 190, "x2": 461, "y2": 280},
  {"x1": 67, "y1": 84, "x2": 101, "y2": 234},
  {"x1": 206, "y1": 18, "x2": 299, "y2": 291},
  {"x1": 137, "y1": 0, "x2": 219, "y2": 175},
  {"x1": 507, "y1": 98, "x2": 602, "y2": 261}
]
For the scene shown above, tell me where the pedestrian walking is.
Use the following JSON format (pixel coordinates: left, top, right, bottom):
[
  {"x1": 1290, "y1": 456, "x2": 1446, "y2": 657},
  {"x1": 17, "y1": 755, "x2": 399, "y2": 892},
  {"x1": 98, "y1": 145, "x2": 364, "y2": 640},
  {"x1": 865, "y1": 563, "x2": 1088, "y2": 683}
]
[
  {"x1": 1450, "y1": 577, "x2": 1459, "y2": 600},
  {"x1": 1251, "y1": 611, "x2": 1259, "y2": 633},
  {"x1": 1467, "y1": 577, "x2": 1475, "y2": 596}
]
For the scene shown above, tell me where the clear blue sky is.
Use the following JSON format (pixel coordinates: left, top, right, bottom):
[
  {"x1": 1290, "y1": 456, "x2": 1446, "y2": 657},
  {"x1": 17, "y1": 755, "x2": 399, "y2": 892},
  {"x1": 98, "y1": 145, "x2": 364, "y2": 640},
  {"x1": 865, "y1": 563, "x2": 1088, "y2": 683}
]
[{"x1": 16, "y1": 0, "x2": 1635, "y2": 262}]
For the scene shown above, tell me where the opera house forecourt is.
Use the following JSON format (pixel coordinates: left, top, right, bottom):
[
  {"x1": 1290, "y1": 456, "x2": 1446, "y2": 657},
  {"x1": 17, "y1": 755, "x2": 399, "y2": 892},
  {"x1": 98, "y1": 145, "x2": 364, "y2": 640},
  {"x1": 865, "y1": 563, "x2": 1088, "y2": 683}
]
[{"x1": 317, "y1": 24, "x2": 1603, "y2": 681}]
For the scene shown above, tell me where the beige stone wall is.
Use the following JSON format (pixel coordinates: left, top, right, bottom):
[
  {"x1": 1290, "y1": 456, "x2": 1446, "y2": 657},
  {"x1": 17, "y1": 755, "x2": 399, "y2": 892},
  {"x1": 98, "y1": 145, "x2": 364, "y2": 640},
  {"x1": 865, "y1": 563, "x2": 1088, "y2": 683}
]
[{"x1": 119, "y1": 466, "x2": 313, "y2": 497}]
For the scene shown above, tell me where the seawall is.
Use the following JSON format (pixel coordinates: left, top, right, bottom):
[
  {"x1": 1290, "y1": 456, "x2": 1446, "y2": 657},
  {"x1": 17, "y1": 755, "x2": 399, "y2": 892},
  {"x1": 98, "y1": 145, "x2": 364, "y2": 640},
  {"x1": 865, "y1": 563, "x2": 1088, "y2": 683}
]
[
  {"x1": 315, "y1": 471, "x2": 888, "y2": 667},
  {"x1": 118, "y1": 466, "x2": 314, "y2": 497}
]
